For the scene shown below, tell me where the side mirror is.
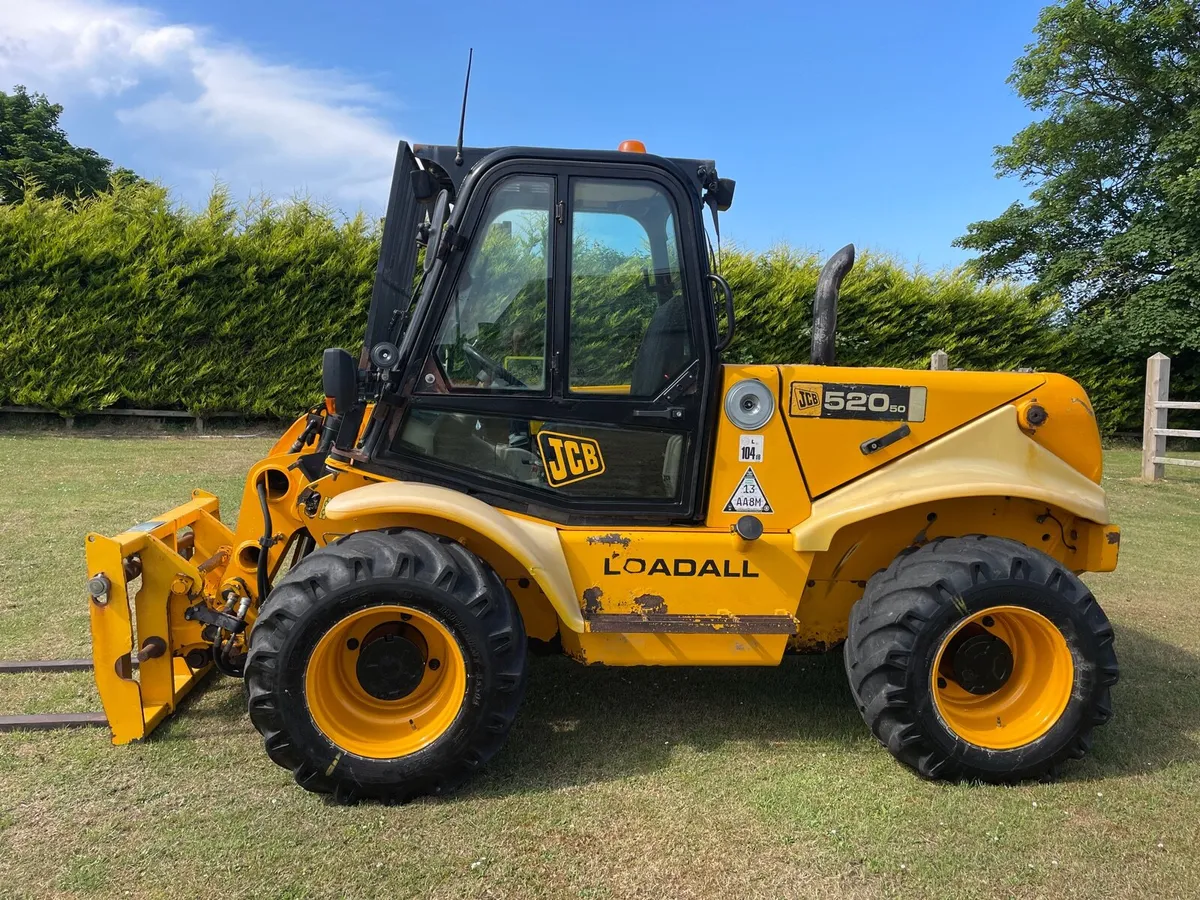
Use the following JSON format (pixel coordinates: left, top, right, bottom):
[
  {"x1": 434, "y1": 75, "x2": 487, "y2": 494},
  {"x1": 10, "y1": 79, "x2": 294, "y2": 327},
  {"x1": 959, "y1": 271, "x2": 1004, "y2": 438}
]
[
  {"x1": 423, "y1": 189, "x2": 450, "y2": 274},
  {"x1": 322, "y1": 348, "x2": 358, "y2": 416},
  {"x1": 713, "y1": 177, "x2": 736, "y2": 212},
  {"x1": 410, "y1": 167, "x2": 435, "y2": 202}
]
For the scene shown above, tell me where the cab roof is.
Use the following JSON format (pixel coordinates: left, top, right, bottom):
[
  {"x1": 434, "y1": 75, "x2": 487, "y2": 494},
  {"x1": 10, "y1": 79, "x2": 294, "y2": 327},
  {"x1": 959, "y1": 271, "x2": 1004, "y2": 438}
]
[{"x1": 411, "y1": 143, "x2": 720, "y2": 200}]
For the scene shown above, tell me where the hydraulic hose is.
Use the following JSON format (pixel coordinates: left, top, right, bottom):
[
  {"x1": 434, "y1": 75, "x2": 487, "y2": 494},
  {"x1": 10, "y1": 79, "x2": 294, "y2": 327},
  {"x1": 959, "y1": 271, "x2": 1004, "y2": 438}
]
[
  {"x1": 256, "y1": 476, "x2": 273, "y2": 604},
  {"x1": 211, "y1": 634, "x2": 242, "y2": 677},
  {"x1": 288, "y1": 408, "x2": 325, "y2": 454},
  {"x1": 209, "y1": 475, "x2": 277, "y2": 680}
]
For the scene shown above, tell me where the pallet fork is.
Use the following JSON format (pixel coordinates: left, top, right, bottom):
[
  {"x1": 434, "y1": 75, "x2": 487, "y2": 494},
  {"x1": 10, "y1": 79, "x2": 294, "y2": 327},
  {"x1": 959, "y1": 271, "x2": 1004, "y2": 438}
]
[{"x1": 2, "y1": 491, "x2": 233, "y2": 741}]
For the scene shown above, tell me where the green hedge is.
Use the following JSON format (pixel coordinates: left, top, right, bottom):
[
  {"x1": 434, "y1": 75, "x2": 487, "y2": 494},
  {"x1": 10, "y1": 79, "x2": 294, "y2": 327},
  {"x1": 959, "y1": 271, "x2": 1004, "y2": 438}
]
[
  {"x1": 717, "y1": 247, "x2": 1146, "y2": 434},
  {"x1": 0, "y1": 183, "x2": 1163, "y2": 431},
  {"x1": 0, "y1": 184, "x2": 375, "y2": 416}
]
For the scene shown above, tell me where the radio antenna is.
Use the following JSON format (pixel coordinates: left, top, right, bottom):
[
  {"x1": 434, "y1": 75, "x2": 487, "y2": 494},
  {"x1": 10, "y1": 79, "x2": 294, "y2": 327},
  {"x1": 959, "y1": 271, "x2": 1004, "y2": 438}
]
[{"x1": 454, "y1": 48, "x2": 473, "y2": 167}]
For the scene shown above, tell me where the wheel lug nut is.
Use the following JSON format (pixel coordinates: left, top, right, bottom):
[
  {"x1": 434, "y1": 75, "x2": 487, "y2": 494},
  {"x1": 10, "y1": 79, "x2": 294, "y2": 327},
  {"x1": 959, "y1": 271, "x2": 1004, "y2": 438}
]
[
  {"x1": 937, "y1": 677, "x2": 947, "y2": 689},
  {"x1": 429, "y1": 658, "x2": 441, "y2": 671},
  {"x1": 346, "y1": 638, "x2": 359, "y2": 650},
  {"x1": 981, "y1": 616, "x2": 995, "y2": 628}
]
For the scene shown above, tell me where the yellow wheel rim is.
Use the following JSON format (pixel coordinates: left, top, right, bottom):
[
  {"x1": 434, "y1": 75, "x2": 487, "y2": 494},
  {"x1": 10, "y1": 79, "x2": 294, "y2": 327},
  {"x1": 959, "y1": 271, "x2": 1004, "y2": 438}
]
[
  {"x1": 305, "y1": 605, "x2": 468, "y2": 759},
  {"x1": 931, "y1": 605, "x2": 1073, "y2": 750}
]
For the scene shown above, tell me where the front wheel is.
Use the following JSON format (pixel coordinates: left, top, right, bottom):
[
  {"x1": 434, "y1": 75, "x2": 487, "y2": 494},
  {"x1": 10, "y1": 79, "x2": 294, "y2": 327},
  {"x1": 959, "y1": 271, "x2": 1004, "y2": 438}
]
[
  {"x1": 245, "y1": 529, "x2": 527, "y2": 803},
  {"x1": 845, "y1": 535, "x2": 1119, "y2": 782}
]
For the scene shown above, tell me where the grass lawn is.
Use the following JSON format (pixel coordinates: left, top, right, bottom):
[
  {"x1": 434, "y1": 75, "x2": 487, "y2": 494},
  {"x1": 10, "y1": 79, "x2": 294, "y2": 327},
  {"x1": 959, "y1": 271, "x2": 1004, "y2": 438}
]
[{"x1": 1, "y1": 431, "x2": 1198, "y2": 899}]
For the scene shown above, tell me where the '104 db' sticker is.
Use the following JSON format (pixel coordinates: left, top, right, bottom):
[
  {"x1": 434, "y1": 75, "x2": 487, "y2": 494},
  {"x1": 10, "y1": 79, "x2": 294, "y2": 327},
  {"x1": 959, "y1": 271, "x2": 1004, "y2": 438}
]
[
  {"x1": 738, "y1": 434, "x2": 763, "y2": 463},
  {"x1": 788, "y1": 382, "x2": 928, "y2": 422}
]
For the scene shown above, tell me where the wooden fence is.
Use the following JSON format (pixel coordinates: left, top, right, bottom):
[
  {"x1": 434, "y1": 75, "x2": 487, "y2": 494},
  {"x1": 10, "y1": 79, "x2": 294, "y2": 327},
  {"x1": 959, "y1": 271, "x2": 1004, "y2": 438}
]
[{"x1": 1142, "y1": 353, "x2": 1200, "y2": 481}]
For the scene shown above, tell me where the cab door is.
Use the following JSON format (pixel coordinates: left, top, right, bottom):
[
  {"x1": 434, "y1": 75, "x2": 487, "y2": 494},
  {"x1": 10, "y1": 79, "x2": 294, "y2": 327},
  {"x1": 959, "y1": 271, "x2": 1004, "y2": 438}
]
[
  {"x1": 544, "y1": 167, "x2": 715, "y2": 520},
  {"x1": 379, "y1": 158, "x2": 717, "y2": 524}
]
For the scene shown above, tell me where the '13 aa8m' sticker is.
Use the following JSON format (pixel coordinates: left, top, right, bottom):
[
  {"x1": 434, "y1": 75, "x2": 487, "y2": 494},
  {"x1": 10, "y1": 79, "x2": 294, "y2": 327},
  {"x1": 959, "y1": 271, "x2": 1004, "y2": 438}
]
[
  {"x1": 788, "y1": 382, "x2": 928, "y2": 422},
  {"x1": 724, "y1": 467, "x2": 773, "y2": 513},
  {"x1": 536, "y1": 430, "x2": 606, "y2": 487}
]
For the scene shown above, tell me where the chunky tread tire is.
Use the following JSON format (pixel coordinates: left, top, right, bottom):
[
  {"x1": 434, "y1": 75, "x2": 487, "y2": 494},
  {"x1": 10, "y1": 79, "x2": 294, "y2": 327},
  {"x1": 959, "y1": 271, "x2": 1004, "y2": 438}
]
[
  {"x1": 245, "y1": 529, "x2": 527, "y2": 803},
  {"x1": 844, "y1": 535, "x2": 1118, "y2": 783}
]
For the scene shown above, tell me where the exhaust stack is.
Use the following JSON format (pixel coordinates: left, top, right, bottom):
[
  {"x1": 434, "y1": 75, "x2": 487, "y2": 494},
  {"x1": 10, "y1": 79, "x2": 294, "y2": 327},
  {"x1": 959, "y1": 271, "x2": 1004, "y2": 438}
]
[{"x1": 811, "y1": 244, "x2": 855, "y2": 366}]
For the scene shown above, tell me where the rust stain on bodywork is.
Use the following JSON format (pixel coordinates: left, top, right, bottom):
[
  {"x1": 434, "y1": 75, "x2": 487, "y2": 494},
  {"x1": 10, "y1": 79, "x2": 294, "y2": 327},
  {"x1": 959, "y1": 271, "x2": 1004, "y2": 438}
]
[
  {"x1": 585, "y1": 613, "x2": 798, "y2": 634},
  {"x1": 586, "y1": 533, "x2": 631, "y2": 548},
  {"x1": 582, "y1": 586, "x2": 604, "y2": 615},
  {"x1": 632, "y1": 594, "x2": 667, "y2": 614}
]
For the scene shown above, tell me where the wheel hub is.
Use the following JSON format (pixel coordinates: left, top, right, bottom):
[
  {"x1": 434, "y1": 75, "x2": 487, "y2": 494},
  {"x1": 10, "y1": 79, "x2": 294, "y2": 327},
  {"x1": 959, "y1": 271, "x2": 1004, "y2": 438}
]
[
  {"x1": 930, "y1": 605, "x2": 1075, "y2": 750},
  {"x1": 305, "y1": 604, "x2": 469, "y2": 760},
  {"x1": 355, "y1": 627, "x2": 427, "y2": 701},
  {"x1": 952, "y1": 632, "x2": 1014, "y2": 695}
]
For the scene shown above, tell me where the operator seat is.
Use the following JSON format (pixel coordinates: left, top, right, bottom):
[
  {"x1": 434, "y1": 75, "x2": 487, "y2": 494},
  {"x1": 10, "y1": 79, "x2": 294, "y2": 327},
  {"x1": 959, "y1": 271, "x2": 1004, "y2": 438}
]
[{"x1": 629, "y1": 294, "x2": 691, "y2": 398}]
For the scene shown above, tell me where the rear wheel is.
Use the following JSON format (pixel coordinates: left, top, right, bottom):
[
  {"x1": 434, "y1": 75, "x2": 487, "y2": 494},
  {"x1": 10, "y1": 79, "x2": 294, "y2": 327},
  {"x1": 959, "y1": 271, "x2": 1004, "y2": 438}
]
[
  {"x1": 844, "y1": 535, "x2": 1118, "y2": 782},
  {"x1": 245, "y1": 529, "x2": 526, "y2": 803}
]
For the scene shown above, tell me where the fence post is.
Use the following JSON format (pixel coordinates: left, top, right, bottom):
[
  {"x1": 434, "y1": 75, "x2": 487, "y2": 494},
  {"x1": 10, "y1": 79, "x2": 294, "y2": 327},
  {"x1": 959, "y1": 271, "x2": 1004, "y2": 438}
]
[
  {"x1": 930, "y1": 350, "x2": 949, "y2": 371},
  {"x1": 1142, "y1": 353, "x2": 1170, "y2": 481}
]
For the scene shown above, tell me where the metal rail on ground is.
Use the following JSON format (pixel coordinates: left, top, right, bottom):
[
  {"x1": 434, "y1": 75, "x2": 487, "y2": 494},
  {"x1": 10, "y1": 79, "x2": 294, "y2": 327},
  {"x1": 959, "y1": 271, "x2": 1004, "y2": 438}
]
[{"x1": 0, "y1": 405, "x2": 265, "y2": 434}]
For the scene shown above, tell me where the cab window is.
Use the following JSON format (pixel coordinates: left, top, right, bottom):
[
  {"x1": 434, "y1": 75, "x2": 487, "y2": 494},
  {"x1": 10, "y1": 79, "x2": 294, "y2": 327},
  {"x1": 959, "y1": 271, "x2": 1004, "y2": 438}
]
[
  {"x1": 423, "y1": 175, "x2": 552, "y2": 392},
  {"x1": 393, "y1": 410, "x2": 686, "y2": 500},
  {"x1": 568, "y1": 178, "x2": 693, "y2": 398}
]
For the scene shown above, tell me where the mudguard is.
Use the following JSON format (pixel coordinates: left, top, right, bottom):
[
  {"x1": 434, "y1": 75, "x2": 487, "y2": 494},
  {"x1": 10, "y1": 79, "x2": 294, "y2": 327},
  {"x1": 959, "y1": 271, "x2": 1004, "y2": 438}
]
[
  {"x1": 322, "y1": 481, "x2": 585, "y2": 631},
  {"x1": 791, "y1": 406, "x2": 1119, "y2": 571}
]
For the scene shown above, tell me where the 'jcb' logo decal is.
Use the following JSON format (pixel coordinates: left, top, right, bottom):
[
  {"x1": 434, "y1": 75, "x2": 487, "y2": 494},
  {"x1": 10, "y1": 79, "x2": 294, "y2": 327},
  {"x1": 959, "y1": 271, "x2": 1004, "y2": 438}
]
[
  {"x1": 789, "y1": 382, "x2": 824, "y2": 416},
  {"x1": 537, "y1": 431, "x2": 605, "y2": 487}
]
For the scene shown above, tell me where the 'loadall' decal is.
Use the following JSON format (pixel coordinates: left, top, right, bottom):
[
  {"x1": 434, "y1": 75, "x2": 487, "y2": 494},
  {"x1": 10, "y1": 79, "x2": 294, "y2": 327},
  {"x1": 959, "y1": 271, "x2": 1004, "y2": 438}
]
[
  {"x1": 788, "y1": 381, "x2": 928, "y2": 422},
  {"x1": 536, "y1": 430, "x2": 605, "y2": 487},
  {"x1": 603, "y1": 556, "x2": 760, "y2": 577}
]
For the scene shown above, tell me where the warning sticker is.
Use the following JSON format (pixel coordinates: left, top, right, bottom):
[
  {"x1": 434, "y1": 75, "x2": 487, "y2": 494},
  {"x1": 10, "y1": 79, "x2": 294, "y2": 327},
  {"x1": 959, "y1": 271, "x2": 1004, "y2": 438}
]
[
  {"x1": 723, "y1": 467, "x2": 773, "y2": 514},
  {"x1": 738, "y1": 434, "x2": 764, "y2": 463}
]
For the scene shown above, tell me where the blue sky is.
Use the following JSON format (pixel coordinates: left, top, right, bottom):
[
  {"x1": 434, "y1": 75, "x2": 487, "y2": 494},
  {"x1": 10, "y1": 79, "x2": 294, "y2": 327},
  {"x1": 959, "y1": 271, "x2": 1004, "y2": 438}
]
[{"x1": 0, "y1": 0, "x2": 1049, "y2": 269}]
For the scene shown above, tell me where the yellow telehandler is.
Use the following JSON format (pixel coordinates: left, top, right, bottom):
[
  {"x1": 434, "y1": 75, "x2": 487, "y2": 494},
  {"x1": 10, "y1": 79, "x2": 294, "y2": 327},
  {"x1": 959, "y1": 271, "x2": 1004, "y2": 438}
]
[{"x1": 84, "y1": 139, "x2": 1120, "y2": 802}]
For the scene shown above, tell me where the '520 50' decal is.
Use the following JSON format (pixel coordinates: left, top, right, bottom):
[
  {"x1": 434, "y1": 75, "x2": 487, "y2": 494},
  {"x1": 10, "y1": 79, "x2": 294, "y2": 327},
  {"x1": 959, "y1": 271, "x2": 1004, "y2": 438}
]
[{"x1": 788, "y1": 382, "x2": 927, "y2": 422}]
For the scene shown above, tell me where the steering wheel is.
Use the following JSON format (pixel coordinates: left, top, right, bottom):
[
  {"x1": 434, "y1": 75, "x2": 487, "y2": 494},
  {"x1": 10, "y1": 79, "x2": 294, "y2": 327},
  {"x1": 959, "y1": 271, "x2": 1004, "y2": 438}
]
[{"x1": 462, "y1": 342, "x2": 526, "y2": 389}]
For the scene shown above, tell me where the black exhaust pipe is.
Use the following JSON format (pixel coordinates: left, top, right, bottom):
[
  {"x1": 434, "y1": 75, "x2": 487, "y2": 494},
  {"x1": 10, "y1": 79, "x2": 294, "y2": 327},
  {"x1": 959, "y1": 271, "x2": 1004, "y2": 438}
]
[{"x1": 811, "y1": 244, "x2": 855, "y2": 366}]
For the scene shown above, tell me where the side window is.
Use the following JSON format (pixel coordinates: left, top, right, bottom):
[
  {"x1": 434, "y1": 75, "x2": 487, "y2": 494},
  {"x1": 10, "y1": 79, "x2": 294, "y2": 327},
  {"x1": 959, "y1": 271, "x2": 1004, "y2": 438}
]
[
  {"x1": 568, "y1": 179, "x2": 694, "y2": 398},
  {"x1": 424, "y1": 176, "x2": 552, "y2": 392},
  {"x1": 394, "y1": 410, "x2": 687, "y2": 500}
]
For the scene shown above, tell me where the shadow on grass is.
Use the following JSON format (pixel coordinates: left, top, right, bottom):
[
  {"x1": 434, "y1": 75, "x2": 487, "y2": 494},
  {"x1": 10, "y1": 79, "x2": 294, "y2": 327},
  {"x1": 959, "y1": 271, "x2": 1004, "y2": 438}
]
[
  {"x1": 469, "y1": 650, "x2": 862, "y2": 796},
  {"x1": 1065, "y1": 623, "x2": 1200, "y2": 781},
  {"x1": 148, "y1": 622, "x2": 1199, "y2": 795},
  {"x1": 475, "y1": 622, "x2": 1200, "y2": 795},
  {"x1": 145, "y1": 649, "x2": 862, "y2": 794}
]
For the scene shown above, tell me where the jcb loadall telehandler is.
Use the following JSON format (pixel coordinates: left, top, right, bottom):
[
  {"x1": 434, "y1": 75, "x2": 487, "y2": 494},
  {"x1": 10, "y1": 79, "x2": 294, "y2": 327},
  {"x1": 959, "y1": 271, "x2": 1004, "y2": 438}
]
[{"x1": 85, "y1": 139, "x2": 1120, "y2": 802}]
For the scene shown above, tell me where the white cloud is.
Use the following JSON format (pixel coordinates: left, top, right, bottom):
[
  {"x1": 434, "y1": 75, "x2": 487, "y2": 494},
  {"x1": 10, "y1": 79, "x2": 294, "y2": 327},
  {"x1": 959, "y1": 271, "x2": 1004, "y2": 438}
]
[{"x1": 0, "y1": 0, "x2": 400, "y2": 211}]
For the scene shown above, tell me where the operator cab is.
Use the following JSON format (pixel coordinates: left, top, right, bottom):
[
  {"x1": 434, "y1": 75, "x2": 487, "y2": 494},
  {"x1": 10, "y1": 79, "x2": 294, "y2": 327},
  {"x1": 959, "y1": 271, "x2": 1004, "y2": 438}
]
[{"x1": 332, "y1": 141, "x2": 735, "y2": 525}]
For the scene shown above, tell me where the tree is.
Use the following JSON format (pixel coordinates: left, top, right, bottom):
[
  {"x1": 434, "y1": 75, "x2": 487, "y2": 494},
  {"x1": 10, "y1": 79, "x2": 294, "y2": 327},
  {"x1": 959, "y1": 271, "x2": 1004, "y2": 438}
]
[
  {"x1": 956, "y1": 0, "x2": 1200, "y2": 359},
  {"x1": 0, "y1": 85, "x2": 137, "y2": 204}
]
